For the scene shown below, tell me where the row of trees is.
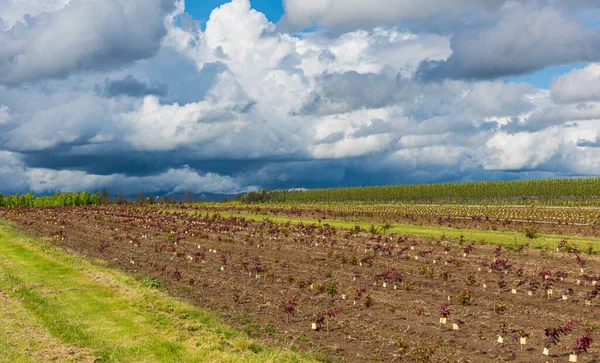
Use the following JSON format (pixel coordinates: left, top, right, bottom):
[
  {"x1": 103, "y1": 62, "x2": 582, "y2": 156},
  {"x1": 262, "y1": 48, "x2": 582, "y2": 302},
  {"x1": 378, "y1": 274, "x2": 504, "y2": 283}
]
[
  {"x1": 235, "y1": 177, "x2": 600, "y2": 205},
  {"x1": 0, "y1": 191, "x2": 103, "y2": 207},
  {"x1": 0, "y1": 189, "x2": 185, "y2": 208}
]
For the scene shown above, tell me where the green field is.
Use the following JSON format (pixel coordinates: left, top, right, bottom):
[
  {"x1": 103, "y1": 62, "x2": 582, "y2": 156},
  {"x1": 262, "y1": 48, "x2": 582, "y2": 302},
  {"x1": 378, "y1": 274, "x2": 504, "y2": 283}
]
[
  {"x1": 237, "y1": 177, "x2": 600, "y2": 206},
  {"x1": 0, "y1": 221, "x2": 313, "y2": 363}
]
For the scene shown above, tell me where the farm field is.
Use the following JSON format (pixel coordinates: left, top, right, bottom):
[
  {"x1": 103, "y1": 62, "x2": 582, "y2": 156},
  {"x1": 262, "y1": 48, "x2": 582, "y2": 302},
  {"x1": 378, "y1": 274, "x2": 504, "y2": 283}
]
[
  {"x1": 239, "y1": 178, "x2": 600, "y2": 206},
  {"x1": 2, "y1": 205, "x2": 600, "y2": 362},
  {"x1": 0, "y1": 218, "x2": 312, "y2": 363}
]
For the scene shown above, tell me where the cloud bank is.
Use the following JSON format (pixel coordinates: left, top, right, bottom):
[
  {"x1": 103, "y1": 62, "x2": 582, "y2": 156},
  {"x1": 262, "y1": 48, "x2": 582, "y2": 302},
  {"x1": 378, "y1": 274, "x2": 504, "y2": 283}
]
[{"x1": 0, "y1": 0, "x2": 599, "y2": 195}]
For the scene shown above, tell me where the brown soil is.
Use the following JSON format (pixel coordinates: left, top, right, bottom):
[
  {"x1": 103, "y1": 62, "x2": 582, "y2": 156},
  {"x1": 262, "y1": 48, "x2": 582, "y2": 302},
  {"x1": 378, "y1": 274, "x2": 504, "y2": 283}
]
[{"x1": 2, "y1": 206, "x2": 600, "y2": 362}]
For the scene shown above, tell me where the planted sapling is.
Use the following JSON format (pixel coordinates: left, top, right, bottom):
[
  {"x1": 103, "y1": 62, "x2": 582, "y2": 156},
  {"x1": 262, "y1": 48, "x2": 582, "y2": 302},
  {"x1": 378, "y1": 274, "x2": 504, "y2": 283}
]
[
  {"x1": 416, "y1": 307, "x2": 426, "y2": 322},
  {"x1": 282, "y1": 298, "x2": 298, "y2": 323},
  {"x1": 575, "y1": 250, "x2": 586, "y2": 274},
  {"x1": 571, "y1": 332, "x2": 593, "y2": 362},
  {"x1": 544, "y1": 320, "x2": 575, "y2": 356},
  {"x1": 497, "y1": 322, "x2": 508, "y2": 344},
  {"x1": 562, "y1": 288, "x2": 574, "y2": 301},
  {"x1": 439, "y1": 303, "x2": 451, "y2": 325},
  {"x1": 495, "y1": 244, "x2": 502, "y2": 257},
  {"x1": 512, "y1": 329, "x2": 529, "y2": 348}
]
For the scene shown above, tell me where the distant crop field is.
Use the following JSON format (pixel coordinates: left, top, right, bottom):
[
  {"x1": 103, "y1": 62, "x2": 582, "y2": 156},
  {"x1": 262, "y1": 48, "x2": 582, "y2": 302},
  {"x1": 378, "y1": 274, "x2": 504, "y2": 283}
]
[
  {"x1": 239, "y1": 177, "x2": 600, "y2": 206},
  {"x1": 2, "y1": 205, "x2": 600, "y2": 362}
]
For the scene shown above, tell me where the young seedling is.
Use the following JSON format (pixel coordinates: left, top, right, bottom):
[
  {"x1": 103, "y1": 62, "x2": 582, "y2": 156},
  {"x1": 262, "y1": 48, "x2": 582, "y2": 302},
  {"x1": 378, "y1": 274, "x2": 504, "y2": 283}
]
[
  {"x1": 325, "y1": 308, "x2": 342, "y2": 332},
  {"x1": 571, "y1": 332, "x2": 593, "y2": 362},
  {"x1": 463, "y1": 243, "x2": 475, "y2": 257},
  {"x1": 497, "y1": 323, "x2": 508, "y2": 344},
  {"x1": 313, "y1": 314, "x2": 325, "y2": 331},
  {"x1": 575, "y1": 250, "x2": 586, "y2": 274},
  {"x1": 282, "y1": 298, "x2": 298, "y2": 324},
  {"x1": 495, "y1": 244, "x2": 502, "y2": 257},
  {"x1": 562, "y1": 288, "x2": 574, "y2": 301},
  {"x1": 512, "y1": 330, "x2": 529, "y2": 349},
  {"x1": 439, "y1": 303, "x2": 451, "y2": 326},
  {"x1": 416, "y1": 307, "x2": 426, "y2": 322},
  {"x1": 544, "y1": 320, "x2": 575, "y2": 356}
]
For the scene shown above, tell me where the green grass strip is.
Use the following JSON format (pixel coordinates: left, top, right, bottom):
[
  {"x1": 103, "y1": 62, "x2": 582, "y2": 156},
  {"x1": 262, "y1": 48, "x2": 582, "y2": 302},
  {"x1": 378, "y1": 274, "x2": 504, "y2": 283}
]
[{"x1": 191, "y1": 211, "x2": 600, "y2": 253}]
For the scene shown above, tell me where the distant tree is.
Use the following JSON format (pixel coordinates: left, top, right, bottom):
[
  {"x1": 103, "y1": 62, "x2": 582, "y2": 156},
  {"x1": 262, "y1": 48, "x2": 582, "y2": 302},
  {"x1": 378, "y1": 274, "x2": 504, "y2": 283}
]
[
  {"x1": 79, "y1": 191, "x2": 91, "y2": 205},
  {"x1": 0, "y1": 193, "x2": 5, "y2": 207},
  {"x1": 101, "y1": 188, "x2": 110, "y2": 204},
  {"x1": 136, "y1": 192, "x2": 146, "y2": 205},
  {"x1": 116, "y1": 194, "x2": 126, "y2": 205},
  {"x1": 185, "y1": 191, "x2": 194, "y2": 204},
  {"x1": 160, "y1": 195, "x2": 171, "y2": 204},
  {"x1": 91, "y1": 190, "x2": 101, "y2": 205}
]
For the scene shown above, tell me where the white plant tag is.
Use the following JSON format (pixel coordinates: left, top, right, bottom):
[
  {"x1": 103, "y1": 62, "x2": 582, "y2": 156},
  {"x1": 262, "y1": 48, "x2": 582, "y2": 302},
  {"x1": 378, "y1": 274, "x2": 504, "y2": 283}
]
[{"x1": 520, "y1": 337, "x2": 527, "y2": 345}]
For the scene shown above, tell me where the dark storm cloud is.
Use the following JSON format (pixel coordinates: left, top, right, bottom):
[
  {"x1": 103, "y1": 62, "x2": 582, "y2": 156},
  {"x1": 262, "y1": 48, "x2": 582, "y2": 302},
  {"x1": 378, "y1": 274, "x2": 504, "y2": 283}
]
[
  {"x1": 416, "y1": 4, "x2": 600, "y2": 81},
  {"x1": 577, "y1": 135, "x2": 600, "y2": 147},
  {"x1": 99, "y1": 76, "x2": 168, "y2": 98}
]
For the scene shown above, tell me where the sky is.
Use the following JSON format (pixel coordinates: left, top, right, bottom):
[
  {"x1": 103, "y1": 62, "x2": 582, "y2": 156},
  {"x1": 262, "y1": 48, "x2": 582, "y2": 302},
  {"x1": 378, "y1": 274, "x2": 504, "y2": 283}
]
[{"x1": 0, "y1": 0, "x2": 600, "y2": 196}]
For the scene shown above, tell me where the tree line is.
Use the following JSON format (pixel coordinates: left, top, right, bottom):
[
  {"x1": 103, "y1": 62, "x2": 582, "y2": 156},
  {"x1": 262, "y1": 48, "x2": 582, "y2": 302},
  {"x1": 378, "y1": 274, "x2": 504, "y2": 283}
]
[{"x1": 0, "y1": 189, "x2": 189, "y2": 208}]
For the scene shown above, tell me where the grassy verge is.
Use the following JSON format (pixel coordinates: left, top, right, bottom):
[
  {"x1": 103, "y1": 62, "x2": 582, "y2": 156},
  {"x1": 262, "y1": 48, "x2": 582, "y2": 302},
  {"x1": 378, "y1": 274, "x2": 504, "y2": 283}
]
[
  {"x1": 190, "y1": 211, "x2": 600, "y2": 252},
  {"x1": 0, "y1": 220, "x2": 313, "y2": 363}
]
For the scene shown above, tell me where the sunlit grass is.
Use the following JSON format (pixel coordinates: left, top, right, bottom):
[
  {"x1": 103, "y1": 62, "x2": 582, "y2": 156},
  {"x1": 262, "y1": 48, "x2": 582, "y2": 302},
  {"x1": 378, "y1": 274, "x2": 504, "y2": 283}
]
[{"x1": 189, "y1": 211, "x2": 600, "y2": 253}]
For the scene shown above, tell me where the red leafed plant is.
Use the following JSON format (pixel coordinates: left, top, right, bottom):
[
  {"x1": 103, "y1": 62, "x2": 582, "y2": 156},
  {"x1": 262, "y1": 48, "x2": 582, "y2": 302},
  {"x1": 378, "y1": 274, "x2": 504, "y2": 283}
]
[
  {"x1": 575, "y1": 250, "x2": 586, "y2": 269},
  {"x1": 440, "y1": 303, "x2": 451, "y2": 318},
  {"x1": 354, "y1": 287, "x2": 367, "y2": 301},
  {"x1": 327, "y1": 308, "x2": 342, "y2": 318},
  {"x1": 573, "y1": 332, "x2": 593, "y2": 356},
  {"x1": 282, "y1": 298, "x2": 298, "y2": 322},
  {"x1": 545, "y1": 320, "x2": 575, "y2": 349},
  {"x1": 463, "y1": 243, "x2": 475, "y2": 255},
  {"x1": 495, "y1": 244, "x2": 502, "y2": 257}
]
